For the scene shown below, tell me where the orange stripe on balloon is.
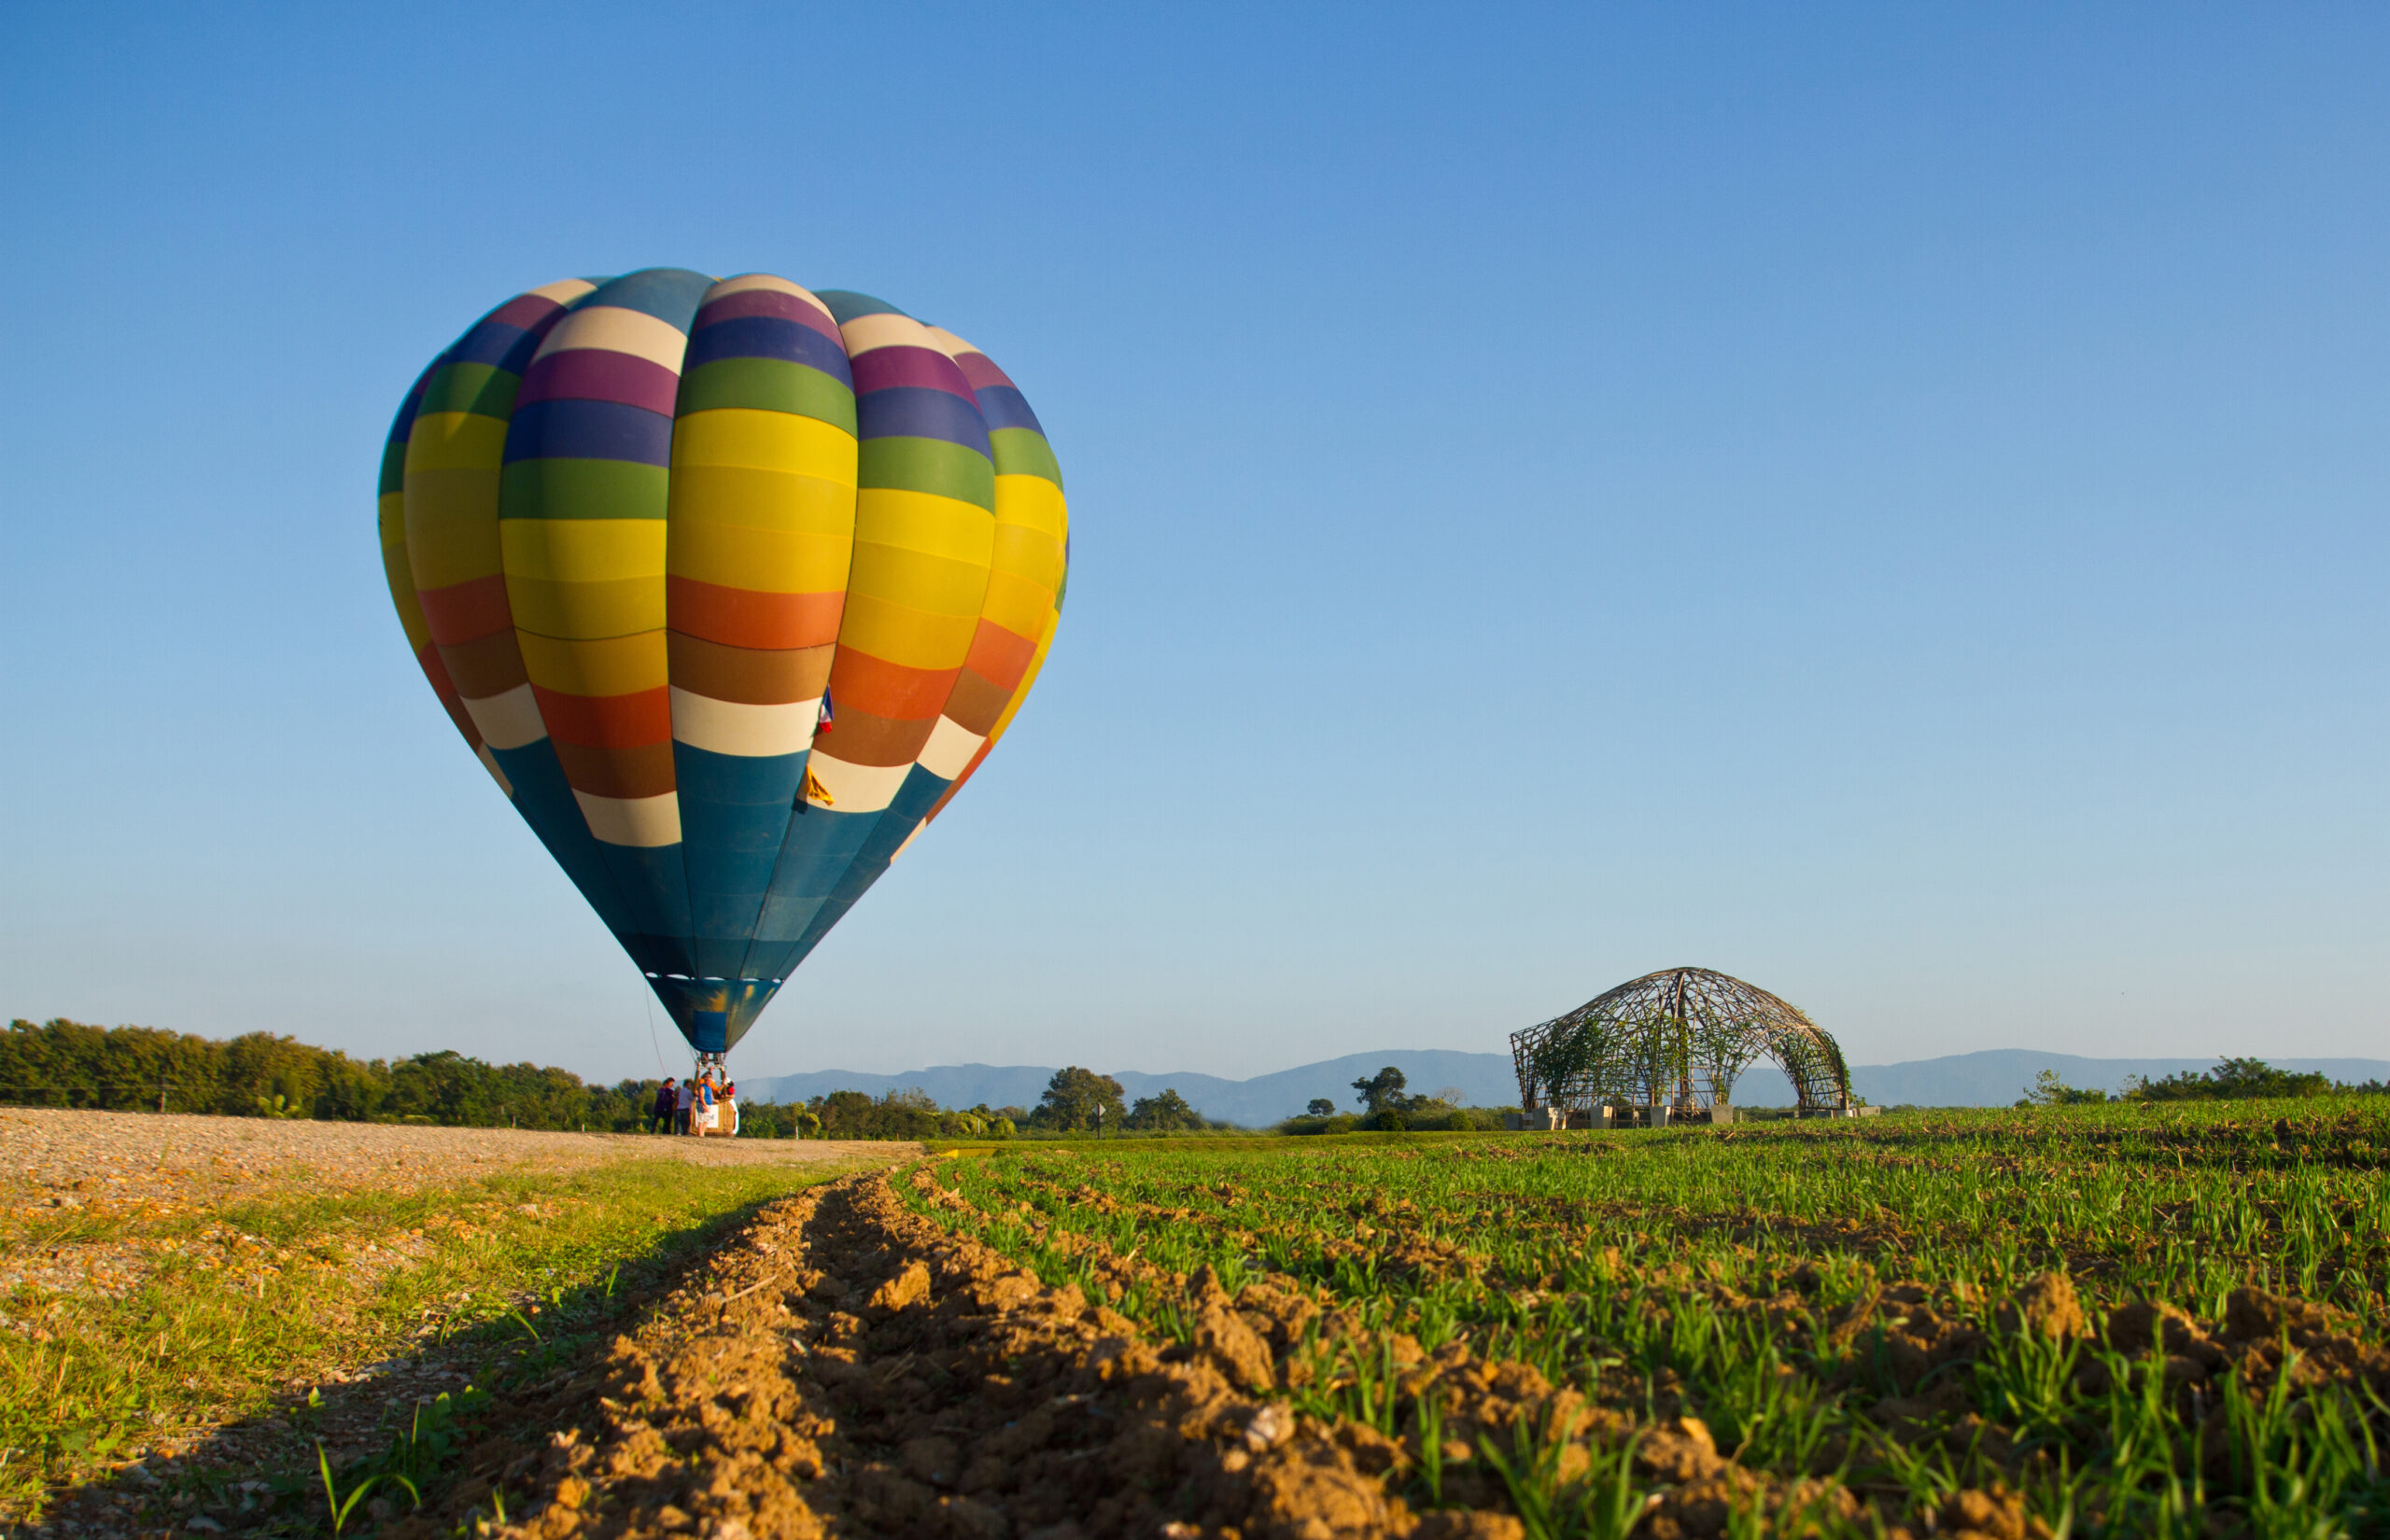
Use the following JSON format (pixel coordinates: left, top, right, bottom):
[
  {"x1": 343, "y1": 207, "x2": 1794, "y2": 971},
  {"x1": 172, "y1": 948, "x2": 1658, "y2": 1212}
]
[
  {"x1": 824, "y1": 648, "x2": 960, "y2": 721},
  {"x1": 666, "y1": 576, "x2": 845, "y2": 651},
  {"x1": 530, "y1": 685, "x2": 674, "y2": 748},
  {"x1": 961, "y1": 620, "x2": 1037, "y2": 693},
  {"x1": 417, "y1": 576, "x2": 513, "y2": 646}
]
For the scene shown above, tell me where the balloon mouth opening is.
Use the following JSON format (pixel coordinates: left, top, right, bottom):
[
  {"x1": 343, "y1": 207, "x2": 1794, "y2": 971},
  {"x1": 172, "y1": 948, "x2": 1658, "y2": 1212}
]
[{"x1": 644, "y1": 975, "x2": 784, "y2": 1056}]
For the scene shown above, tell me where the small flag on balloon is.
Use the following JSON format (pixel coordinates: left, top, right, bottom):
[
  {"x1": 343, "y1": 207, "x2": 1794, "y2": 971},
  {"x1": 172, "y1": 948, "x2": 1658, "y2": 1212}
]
[{"x1": 815, "y1": 691, "x2": 835, "y2": 735}]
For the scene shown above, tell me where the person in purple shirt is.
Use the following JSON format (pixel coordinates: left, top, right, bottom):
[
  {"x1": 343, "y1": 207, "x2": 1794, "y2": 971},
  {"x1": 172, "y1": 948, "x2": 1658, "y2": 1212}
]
[{"x1": 651, "y1": 1077, "x2": 677, "y2": 1135}]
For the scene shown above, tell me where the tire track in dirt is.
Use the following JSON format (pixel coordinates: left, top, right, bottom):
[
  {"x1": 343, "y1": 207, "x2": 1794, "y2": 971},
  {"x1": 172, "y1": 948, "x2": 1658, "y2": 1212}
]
[{"x1": 467, "y1": 1168, "x2": 1472, "y2": 1540}]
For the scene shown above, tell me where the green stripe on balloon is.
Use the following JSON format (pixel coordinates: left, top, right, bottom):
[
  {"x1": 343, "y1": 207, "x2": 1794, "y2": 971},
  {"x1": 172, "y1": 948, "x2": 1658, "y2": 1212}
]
[
  {"x1": 498, "y1": 460, "x2": 670, "y2": 521},
  {"x1": 988, "y1": 427, "x2": 1061, "y2": 486},
  {"x1": 858, "y1": 437, "x2": 994, "y2": 510},
  {"x1": 677, "y1": 357, "x2": 857, "y2": 430}
]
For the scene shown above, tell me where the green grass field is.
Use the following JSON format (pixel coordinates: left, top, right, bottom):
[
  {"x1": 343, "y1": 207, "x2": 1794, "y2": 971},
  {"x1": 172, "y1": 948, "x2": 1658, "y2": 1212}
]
[
  {"x1": 911, "y1": 1099, "x2": 2390, "y2": 1537},
  {"x1": 0, "y1": 1156, "x2": 865, "y2": 1528}
]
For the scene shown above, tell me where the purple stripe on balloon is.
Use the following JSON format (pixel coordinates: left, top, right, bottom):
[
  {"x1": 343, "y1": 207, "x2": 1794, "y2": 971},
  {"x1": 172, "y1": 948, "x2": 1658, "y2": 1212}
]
[
  {"x1": 696, "y1": 288, "x2": 842, "y2": 339},
  {"x1": 518, "y1": 349, "x2": 683, "y2": 414},
  {"x1": 851, "y1": 345, "x2": 978, "y2": 401},
  {"x1": 951, "y1": 352, "x2": 1017, "y2": 393},
  {"x1": 487, "y1": 294, "x2": 569, "y2": 330}
]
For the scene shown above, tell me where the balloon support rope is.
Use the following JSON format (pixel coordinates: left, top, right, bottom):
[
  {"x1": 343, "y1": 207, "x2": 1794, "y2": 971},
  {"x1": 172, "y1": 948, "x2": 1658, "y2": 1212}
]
[{"x1": 642, "y1": 987, "x2": 669, "y2": 1076}]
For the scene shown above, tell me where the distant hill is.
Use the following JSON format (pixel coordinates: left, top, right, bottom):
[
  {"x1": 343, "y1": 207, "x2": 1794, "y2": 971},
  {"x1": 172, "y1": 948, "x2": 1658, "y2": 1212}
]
[{"x1": 749, "y1": 1048, "x2": 2390, "y2": 1127}]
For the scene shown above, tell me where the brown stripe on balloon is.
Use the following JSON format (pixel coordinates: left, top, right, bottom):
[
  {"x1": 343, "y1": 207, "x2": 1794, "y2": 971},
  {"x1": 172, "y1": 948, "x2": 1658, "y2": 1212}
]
[
  {"x1": 550, "y1": 739, "x2": 678, "y2": 799},
  {"x1": 438, "y1": 631, "x2": 532, "y2": 697},
  {"x1": 938, "y1": 669, "x2": 1013, "y2": 735},
  {"x1": 813, "y1": 708, "x2": 938, "y2": 767},
  {"x1": 666, "y1": 634, "x2": 833, "y2": 705},
  {"x1": 415, "y1": 646, "x2": 485, "y2": 746}
]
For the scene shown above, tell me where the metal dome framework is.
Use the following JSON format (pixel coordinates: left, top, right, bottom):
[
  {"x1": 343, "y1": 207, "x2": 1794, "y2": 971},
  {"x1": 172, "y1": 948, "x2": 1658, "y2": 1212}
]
[{"x1": 1511, "y1": 967, "x2": 1854, "y2": 1116}]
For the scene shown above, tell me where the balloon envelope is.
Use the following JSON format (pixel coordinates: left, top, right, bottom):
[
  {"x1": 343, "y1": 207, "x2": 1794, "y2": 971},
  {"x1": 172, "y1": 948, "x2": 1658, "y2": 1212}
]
[{"x1": 377, "y1": 271, "x2": 1068, "y2": 1052}]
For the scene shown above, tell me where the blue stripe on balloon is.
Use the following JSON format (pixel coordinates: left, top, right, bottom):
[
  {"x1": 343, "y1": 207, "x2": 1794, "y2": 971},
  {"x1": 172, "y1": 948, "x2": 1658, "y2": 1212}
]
[
  {"x1": 855, "y1": 385, "x2": 992, "y2": 456},
  {"x1": 685, "y1": 315, "x2": 852, "y2": 376},
  {"x1": 812, "y1": 289, "x2": 907, "y2": 325},
  {"x1": 596, "y1": 844, "x2": 695, "y2": 977},
  {"x1": 736, "y1": 806, "x2": 880, "y2": 975},
  {"x1": 645, "y1": 976, "x2": 780, "y2": 1053},
  {"x1": 487, "y1": 743, "x2": 641, "y2": 940},
  {"x1": 745, "y1": 766, "x2": 950, "y2": 984},
  {"x1": 580, "y1": 268, "x2": 714, "y2": 329},
  {"x1": 971, "y1": 385, "x2": 1045, "y2": 436},
  {"x1": 674, "y1": 744, "x2": 805, "y2": 978},
  {"x1": 444, "y1": 321, "x2": 533, "y2": 370},
  {"x1": 503, "y1": 399, "x2": 673, "y2": 466}
]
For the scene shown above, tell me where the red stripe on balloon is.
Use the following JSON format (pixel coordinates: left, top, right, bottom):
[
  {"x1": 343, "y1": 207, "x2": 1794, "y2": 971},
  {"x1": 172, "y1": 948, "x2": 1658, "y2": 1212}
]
[
  {"x1": 531, "y1": 685, "x2": 674, "y2": 748},
  {"x1": 417, "y1": 576, "x2": 513, "y2": 645}
]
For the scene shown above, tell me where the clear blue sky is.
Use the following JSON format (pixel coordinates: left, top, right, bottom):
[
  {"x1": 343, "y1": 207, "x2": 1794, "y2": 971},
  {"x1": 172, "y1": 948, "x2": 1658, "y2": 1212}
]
[{"x1": 3, "y1": 6, "x2": 2383, "y2": 1084}]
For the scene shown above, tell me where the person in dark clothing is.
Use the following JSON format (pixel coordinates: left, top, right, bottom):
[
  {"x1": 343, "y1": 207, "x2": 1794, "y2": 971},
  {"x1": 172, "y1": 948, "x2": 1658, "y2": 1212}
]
[{"x1": 651, "y1": 1078, "x2": 677, "y2": 1135}]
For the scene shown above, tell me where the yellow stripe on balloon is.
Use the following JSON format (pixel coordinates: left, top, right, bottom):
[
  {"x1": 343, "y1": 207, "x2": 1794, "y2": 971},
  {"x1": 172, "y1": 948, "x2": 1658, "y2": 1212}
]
[
  {"x1": 853, "y1": 488, "x2": 995, "y2": 565},
  {"x1": 849, "y1": 541, "x2": 993, "y2": 616},
  {"x1": 500, "y1": 518, "x2": 667, "y2": 582},
  {"x1": 379, "y1": 492, "x2": 434, "y2": 654},
  {"x1": 505, "y1": 578, "x2": 665, "y2": 639},
  {"x1": 403, "y1": 483, "x2": 504, "y2": 587},
  {"x1": 667, "y1": 466, "x2": 855, "y2": 537},
  {"x1": 516, "y1": 629, "x2": 668, "y2": 696},
  {"x1": 668, "y1": 520, "x2": 851, "y2": 592},
  {"x1": 403, "y1": 412, "x2": 511, "y2": 471},
  {"x1": 977, "y1": 567, "x2": 1058, "y2": 637},
  {"x1": 671, "y1": 410, "x2": 857, "y2": 483},
  {"x1": 992, "y1": 473, "x2": 1067, "y2": 539},
  {"x1": 991, "y1": 523, "x2": 1065, "y2": 586},
  {"x1": 832, "y1": 590, "x2": 980, "y2": 668}
]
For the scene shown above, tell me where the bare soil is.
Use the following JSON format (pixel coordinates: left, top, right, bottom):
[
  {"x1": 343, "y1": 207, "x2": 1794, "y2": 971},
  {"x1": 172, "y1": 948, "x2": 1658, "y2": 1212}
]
[{"x1": 1, "y1": 1109, "x2": 882, "y2": 1210}]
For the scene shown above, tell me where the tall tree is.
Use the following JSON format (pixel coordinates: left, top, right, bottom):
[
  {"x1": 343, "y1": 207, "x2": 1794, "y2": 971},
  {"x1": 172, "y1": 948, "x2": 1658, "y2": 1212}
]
[
  {"x1": 1127, "y1": 1087, "x2": 1202, "y2": 1131},
  {"x1": 1351, "y1": 1065, "x2": 1410, "y2": 1113},
  {"x1": 1036, "y1": 1066, "x2": 1127, "y2": 1131}
]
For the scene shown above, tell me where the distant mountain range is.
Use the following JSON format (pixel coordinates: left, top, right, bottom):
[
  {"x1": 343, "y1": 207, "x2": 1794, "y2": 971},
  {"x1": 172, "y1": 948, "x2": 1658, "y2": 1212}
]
[{"x1": 748, "y1": 1048, "x2": 2390, "y2": 1127}]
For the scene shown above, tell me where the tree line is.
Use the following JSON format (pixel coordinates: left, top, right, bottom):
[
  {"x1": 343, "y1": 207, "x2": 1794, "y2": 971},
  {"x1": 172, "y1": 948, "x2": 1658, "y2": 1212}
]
[
  {"x1": 1279, "y1": 1064, "x2": 1513, "y2": 1134},
  {"x1": 2017, "y1": 1057, "x2": 2388, "y2": 1107},
  {"x1": 0, "y1": 1022, "x2": 1244, "y2": 1138}
]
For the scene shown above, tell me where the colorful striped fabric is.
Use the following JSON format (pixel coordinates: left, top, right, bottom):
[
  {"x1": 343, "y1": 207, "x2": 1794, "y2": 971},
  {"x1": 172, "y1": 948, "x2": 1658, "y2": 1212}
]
[{"x1": 381, "y1": 271, "x2": 1068, "y2": 1054}]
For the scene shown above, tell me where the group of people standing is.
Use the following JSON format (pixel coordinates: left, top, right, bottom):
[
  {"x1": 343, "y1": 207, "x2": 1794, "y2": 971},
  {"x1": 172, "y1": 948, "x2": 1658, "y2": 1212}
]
[{"x1": 652, "y1": 1071, "x2": 737, "y2": 1137}]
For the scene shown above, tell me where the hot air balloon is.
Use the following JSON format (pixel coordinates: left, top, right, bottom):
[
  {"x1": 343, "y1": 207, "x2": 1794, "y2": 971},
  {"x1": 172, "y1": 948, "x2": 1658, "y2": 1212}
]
[{"x1": 376, "y1": 270, "x2": 1068, "y2": 1062}]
